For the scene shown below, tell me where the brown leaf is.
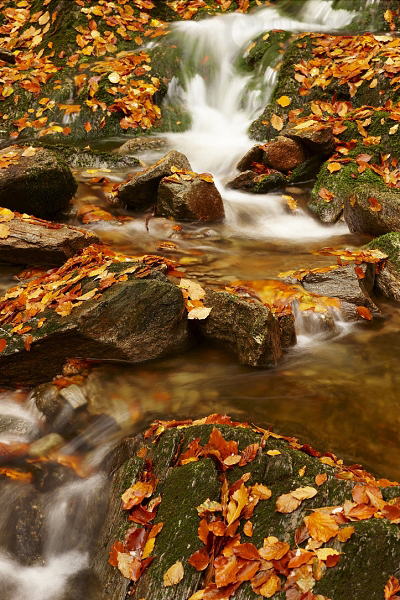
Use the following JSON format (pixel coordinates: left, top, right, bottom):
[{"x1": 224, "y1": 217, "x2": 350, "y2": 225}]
[
  {"x1": 84, "y1": 121, "x2": 92, "y2": 132},
  {"x1": 163, "y1": 560, "x2": 184, "y2": 587},
  {"x1": 318, "y1": 187, "x2": 334, "y2": 203},
  {"x1": 214, "y1": 555, "x2": 238, "y2": 587},
  {"x1": 288, "y1": 550, "x2": 315, "y2": 568},
  {"x1": 24, "y1": 334, "x2": 33, "y2": 351},
  {"x1": 385, "y1": 575, "x2": 400, "y2": 599},
  {"x1": 368, "y1": 196, "x2": 382, "y2": 212},
  {"x1": 238, "y1": 443, "x2": 259, "y2": 466},
  {"x1": 189, "y1": 548, "x2": 209, "y2": 571},
  {"x1": 233, "y1": 543, "x2": 260, "y2": 561},
  {"x1": 276, "y1": 492, "x2": 301, "y2": 514}
]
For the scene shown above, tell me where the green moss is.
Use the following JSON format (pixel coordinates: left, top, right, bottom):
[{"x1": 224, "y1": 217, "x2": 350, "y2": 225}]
[
  {"x1": 287, "y1": 155, "x2": 323, "y2": 184},
  {"x1": 368, "y1": 232, "x2": 400, "y2": 272}
]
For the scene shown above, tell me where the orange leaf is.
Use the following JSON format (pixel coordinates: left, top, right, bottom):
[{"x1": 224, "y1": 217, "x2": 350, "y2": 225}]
[
  {"x1": 189, "y1": 548, "x2": 209, "y2": 571},
  {"x1": 355, "y1": 266, "x2": 365, "y2": 279},
  {"x1": 84, "y1": 121, "x2": 92, "y2": 132},
  {"x1": 368, "y1": 196, "x2": 382, "y2": 212},
  {"x1": 288, "y1": 550, "x2": 315, "y2": 568},
  {"x1": 259, "y1": 536, "x2": 290, "y2": 560},
  {"x1": 0, "y1": 339, "x2": 6, "y2": 353},
  {"x1": 315, "y1": 473, "x2": 328, "y2": 486},
  {"x1": 243, "y1": 521, "x2": 253, "y2": 537},
  {"x1": 276, "y1": 492, "x2": 301, "y2": 513},
  {"x1": 385, "y1": 575, "x2": 400, "y2": 599},
  {"x1": 304, "y1": 511, "x2": 338, "y2": 543},
  {"x1": 24, "y1": 334, "x2": 33, "y2": 352},
  {"x1": 337, "y1": 525, "x2": 355, "y2": 542},
  {"x1": 357, "y1": 306, "x2": 372, "y2": 321},
  {"x1": 318, "y1": 187, "x2": 334, "y2": 203}
]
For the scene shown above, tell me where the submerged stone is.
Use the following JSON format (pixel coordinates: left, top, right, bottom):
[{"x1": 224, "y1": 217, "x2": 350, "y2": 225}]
[{"x1": 157, "y1": 177, "x2": 225, "y2": 222}]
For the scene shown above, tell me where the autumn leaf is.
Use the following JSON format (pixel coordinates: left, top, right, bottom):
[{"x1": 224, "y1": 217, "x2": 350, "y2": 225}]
[
  {"x1": 384, "y1": 575, "x2": 400, "y2": 599},
  {"x1": 357, "y1": 306, "x2": 372, "y2": 321},
  {"x1": 291, "y1": 486, "x2": 318, "y2": 501},
  {"x1": 288, "y1": 550, "x2": 315, "y2": 568},
  {"x1": 304, "y1": 511, "x2": 339, "y2": 542},
  {"x1": 315, "y1": 473, "x2": 328, "y2": 486},
  {"x1": 318, "y1": 187, "x2": 334, "y2": 203},
  {"x1": 259, "y1": 536, "x2": 289, "y2": 560},
  {"x1": 271, "y1": 114, "x2": 284, "y2": 131},
  {"x1": 163, "y1": 560, "x2": 184, "y2": 587},
  {"x1": 243, "y1": 521, "x2": 253, "y2": 537},
  {"x1": 277, "y1": 95, "x2": 291, "y2": 107},
  {"x1": 84, "y1": 121, "x2": 92, "y2": 132},
  {"x1": 337, "y1": 525, "x2": 355, "y2": 542},
  {"x1": 0, "y1": 339, "x2": 6, "y2": 353},
  {"x1": 189, "y1": 548, "x2": 209, "y2": 571},
  {"x1": 0, "y1": 224, "x2": 10, "y2": 239},
  {"x1": 327, "y1": 162, "x2": 341, "y2": 173},
  {"x1": 368, "y1": 196, "x2": 382, "y2": 212}
]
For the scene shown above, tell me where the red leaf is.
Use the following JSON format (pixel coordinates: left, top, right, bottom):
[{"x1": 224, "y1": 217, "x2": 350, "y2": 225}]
[
  {"x1": 189, "y1": 547, "x2": 209, "y2": 571},
  {"x1": 238, "y1": 443, "x2": 259, "y2": 466},
  {"x1": 233, "y1": 543, "x2": 260, "y2": 561},
  {"x1": 357, "y1": 306, "x2": 372, "y2": 320},
  {"x1": 108, "y1": 540, "x2": 124, "y2": 566}
]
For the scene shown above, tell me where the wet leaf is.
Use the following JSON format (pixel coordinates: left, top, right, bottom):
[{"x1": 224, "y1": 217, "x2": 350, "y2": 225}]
[
  {"x1": 163, "y1": 560, "x2": 184, "y2": 587},
  {"x1": 357, "y1": 306, "x2": 372, "y2": 320}
]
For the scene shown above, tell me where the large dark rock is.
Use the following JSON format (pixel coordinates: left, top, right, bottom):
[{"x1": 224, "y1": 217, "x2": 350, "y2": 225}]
[
  {"x1": 0, "y1": 213, "x2": 99, "y2": 265},
  {"x1": 301, "y1": 263, "x2": 378, "y2": 315},
  {"x1": 0, "y1": 146, "x2": 77, "y2": 218},
  {"x1": 157, "y1": 177, "x2": 225, "y2": 222},
  {"x1": 226, "y1": 170, "x2": 259, "y2": 190},
  {"x1": 264, "y1": 136, "x2": 307, "y2": 173},
  {"x1": 196, "y1": 288, "x2": 295, "y2": 366},
  {"x1": 116, "y1": 151, "x2": 191, "y2": 210},
  {"x1": 282, "y1": 123, "x2": 334, "y2": 154},
  {"x1": 344, "y1": 184, "x2": 400, "y2": 236},
  {"x1": 96, "y1": 423, "x2": 400, "y2": 600},
  {"x1": 236, "y1": 145, "x2": 264, "y2": 172},
  {"x1": 0, "y1": 271, "x2": 190, "y2": 386}
]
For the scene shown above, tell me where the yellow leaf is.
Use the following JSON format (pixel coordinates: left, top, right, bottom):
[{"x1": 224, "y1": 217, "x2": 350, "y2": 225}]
[
  {"x1": 304, "y1": 511, "x2": 339, "y2": 543},
  {"x1": 108, "y1": 72, "x2": 120, "y2": 84},
  {"x1": 142, "y1": 537, "x2": 155, "y2": 559},
  {"x1": 294, "y1": 120, "x2": 316, "y2": 130},
  {"x1": 276, "y1": 493, "x2": 301, "y2": 514},
  {"x1": 327, "y1": 162, "x2": 341, "y2": 173},
  {"x1": 277, "y1": 95, "x2": 291, "y2": 107},
  {"x1": 314, "y1": 548, "x2": 340, "y2": 561},
  {"x1": 291, "y1": 486, "x2": 318, "y2": 501},
  {"x1": 389, "y1": 124, "x2": 399, "y2": 135},
  {"x1": 267, "y1": 449, "x2": 281, "y2": 456},
  {"x1": 337, "y1": 525, "x2": 355, "y2": 542},
  {"x1": 0, "y1": 224, "x2": 10, "y2": 239},
  {"x1": 163, "y1": 560, "x2": 184, "y2": 587}
]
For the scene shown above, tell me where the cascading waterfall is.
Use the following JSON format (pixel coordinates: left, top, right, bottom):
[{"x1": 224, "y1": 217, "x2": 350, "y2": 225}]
[{"x1": 163, "y1": 1, "x2": 357, "y2": 240}]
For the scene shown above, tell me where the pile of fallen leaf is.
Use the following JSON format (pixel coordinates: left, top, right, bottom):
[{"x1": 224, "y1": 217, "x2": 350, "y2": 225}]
[
  {"x1": 109, "y1": 415, "x2": 400, "y2": 598},
  {"x1": 163, "y1": 166, "x2": 214, "y2": 184},
  {"x1": 0, "y1": 243, "x2": 176, "y2": 353}
]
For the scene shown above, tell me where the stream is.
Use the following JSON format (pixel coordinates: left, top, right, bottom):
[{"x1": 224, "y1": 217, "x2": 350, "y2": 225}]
[{"x1": 0, "y1": 1, "x2": 399, "y2": 598}]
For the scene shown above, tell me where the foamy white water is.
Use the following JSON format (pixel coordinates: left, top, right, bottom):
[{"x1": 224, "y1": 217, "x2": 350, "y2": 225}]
[{"x1": 163, "y1": 1, "x2": 356, "y2": 240}]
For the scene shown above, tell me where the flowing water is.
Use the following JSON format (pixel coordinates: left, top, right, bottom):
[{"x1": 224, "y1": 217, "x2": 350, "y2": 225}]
[{"x1": 0, "y1": 1, "x2": 398, "y2": 597}]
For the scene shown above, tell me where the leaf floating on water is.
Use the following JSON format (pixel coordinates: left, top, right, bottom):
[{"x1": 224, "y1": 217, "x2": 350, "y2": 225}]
[{"x1": 163, "y1": 560, "x2": 184, "y2": 587}]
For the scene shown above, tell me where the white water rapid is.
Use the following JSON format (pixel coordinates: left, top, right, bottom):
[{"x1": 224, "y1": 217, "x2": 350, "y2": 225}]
[{"x1": 164, "y1": 0, "x2": 357, "y2": 240}]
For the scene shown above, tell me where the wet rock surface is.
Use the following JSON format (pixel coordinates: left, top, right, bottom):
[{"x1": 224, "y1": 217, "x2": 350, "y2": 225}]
[
  {"x1": 0, "y1": 147, "x2": 77, "y2": 219},
  {"x1": 116, "y1": 150, "x2": 191, "y2": 211},
  {"x1": 0, "y1": 272, "x2": 190, "y2": 387},
  {"x1": 263, "y1": 135, "x2": 308, "y2": 173},
  {"x1": 0, "y1": 215, "x2": 99, "y2": 266},
  {"x1": 236, "y1": 145, "x2": 264, "y2": 172},
  {"x1": 369, "y1": 232, "x2": 400, "y2": 301},
  {"x1": 197, "y1": 288, "x2": 295, "y2": 366},
  {"x1": 344, "y1": 184, "x2": 400, "y2": 237},
  {"x1": 157, "y1": 177, "x2": 225, "y2": 222},
  {"x1": 97, "y1": 423, "x2": 400, "y2": 600}
]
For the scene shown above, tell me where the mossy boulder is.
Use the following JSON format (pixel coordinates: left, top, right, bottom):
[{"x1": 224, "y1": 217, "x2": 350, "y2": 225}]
[
  {"x1": 344, "y1": 184, "x2": 400, "y2": 237},
  {"x1": 93, "y1": 423, "x2": 400, "y2": 600},
  {"x1": 368, "y1": 232, "x2": 400, "y2": 302},
  {"x1": 0, "y1": 270, "x2": 190, "y2": 386},
  {"x1": 0, "y1": 146, "x2": 77, "y2": 218}
]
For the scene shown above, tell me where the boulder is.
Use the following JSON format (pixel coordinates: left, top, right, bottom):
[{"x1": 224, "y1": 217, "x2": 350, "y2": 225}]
[
  {"x1": 226, "y1": 170, "x2": 259, "y2": 189},
  {"x1": 0, "y1": 260, "x2": 190, "y2": 387},
  {"x1": 156, "y1": 176, "x2": 225, "y2": 222},
  {"x1": 196, "y1": 288, "x2": 295, "y2": 366},
  {"x1": 263, "y1": 136, "x2": 307, "y2": 173},
  {"x1": 0, "y1": 146, "x2": 77, "y2": 218},
  {"x1": 95, "y1": 421, "x2": 400, "y2": 600},
  {"x1": 116, "y1": 151, "x2": 191, "y2": 211},
  {"x1": 252, "y1": 170, "x2": 288, "y2": 192},
  {"x1": 368, "y1": 232, "x2": 400, "y2": 302},
  {"x1": 0, "y1": 211, "x2": 99, "y2": 265},
  {"x1": 344, "y1": 184, "x2": 400, "y2": 236},
  {"x1": 236, "y1": 145, "x2": 264, "y2": 172},
  {"x1": 301, "y1": 263, "x2": 379, "y2": 315},
  {"x1": 282, "y1": 123, "x2": 335, "y2": 154}
]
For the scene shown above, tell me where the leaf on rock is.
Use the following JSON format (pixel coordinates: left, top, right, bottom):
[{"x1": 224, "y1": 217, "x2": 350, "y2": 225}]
[
  {"x1": 291, "y1": 486, "x2": 318, "y2": 501},
  {"x1": 0, "y1": 339, "x2": 6, "y2": 353},
  {"x1": 304, "y1": 511, "x2": 339, "y2": 543},
  {"x1": 0, "y1": 224, "x2": 10, "y2": 239},
  {"x1": 259, "y1": 536, "x2": 290, "y2": 560},
  {"x1": 315, "y1": 473, "x2": 327, "y2": 486},
  {"x1": 277, "y1": 95, "x2": 291, "y2": 107},
  {"x1": 243, "y1": 521, "x2": 253, "y2": 537},
  {"x1": 163, "y1": 560, "x2": 184, "y2": 587},
  {"x1": 337, "y1": 525, "x2": 355, "y2": 542},
  {"x1": 327, "y1": 162, "x2": 341, "y2": 173},
  {"x1": 318, "y1": 188, "x2": 334, "y2": 203},
  {"x1": 368, "y1": 196, "x2": 382, "y2": 212},
  {"x1": 271, "y1": 114, "x2": 284, "y2": 131},
  {"x1": 189, "y1": 548, "x2": 209, "y2": 571}
]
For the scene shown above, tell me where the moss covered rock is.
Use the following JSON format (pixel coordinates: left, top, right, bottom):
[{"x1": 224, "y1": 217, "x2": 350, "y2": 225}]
[
  {"x1": 0, "y1": 146, "x2": 77, "y2": 218},
  {"x1": 96, "y1": 422, "x2": 400, "y2": 600},
  {"x1": 368, "y1": 232, "x2": 400, "y2": 302}
]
